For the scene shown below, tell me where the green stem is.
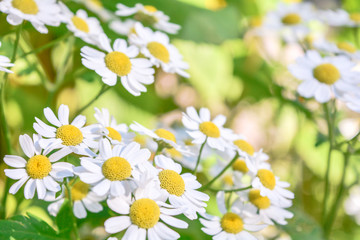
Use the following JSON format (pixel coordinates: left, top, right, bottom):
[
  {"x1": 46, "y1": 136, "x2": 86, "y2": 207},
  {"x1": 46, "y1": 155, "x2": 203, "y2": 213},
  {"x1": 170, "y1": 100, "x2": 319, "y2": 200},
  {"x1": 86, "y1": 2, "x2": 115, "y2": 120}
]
[
  {"x1": 193, "y1": 139, "x2": 207, "y2": 174},
  {"x1": 201, "y1": 153, "x2": 239, "y2": 190},
  {"x1": 208, "y1": 185, "x2": 252, "y2": 193},
  {"x1": 64, "y1": 180, "x2": 80, "y2": 240},
  {"x1": 323, "y1": 144, "x2": 351, "y2": 238},
  {"x1": 0, "y1": 24, "x2": 22, "y2": 219},
  {"x1": 76, "y1": 84, "x2": 110, "y2": 115},
  {"x1": 321, "y1": 102, "x2": 335, "y2": 224}
]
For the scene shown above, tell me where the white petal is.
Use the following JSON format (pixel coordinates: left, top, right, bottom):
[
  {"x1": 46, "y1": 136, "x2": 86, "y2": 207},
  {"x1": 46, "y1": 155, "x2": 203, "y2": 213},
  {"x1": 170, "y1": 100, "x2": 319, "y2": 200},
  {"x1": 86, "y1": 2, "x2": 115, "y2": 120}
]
[
  {"x1": 19, "y1": 134, "x2": 35, "y2": 158},
  {"x1": 24, "y1": 179, "x2": 36, "y2": 199},
  {"x1": 9, "y1": 176, "x2": 29, "y2": 194},
  {"x1": 4, "y1": 169, "x2": 27, "y2": 180},
  {"x1": 104, "y1": 216, "x2": 132, "y2": 234},
  {"x1": 44, "y1": 107, "x2": 61, "y2": 127},
  {"x1": 73, "y1": 201, "x2": 87, "y2": 219},
  {"x1": 4, "y1": 155, "x2": 26, "y2": 168},
  {"x1": 58, "y1": 104, "x2": 70, "y2": 125},
  {"x1": 36, "y1": 179, "x2": 46, "y2": 199}
]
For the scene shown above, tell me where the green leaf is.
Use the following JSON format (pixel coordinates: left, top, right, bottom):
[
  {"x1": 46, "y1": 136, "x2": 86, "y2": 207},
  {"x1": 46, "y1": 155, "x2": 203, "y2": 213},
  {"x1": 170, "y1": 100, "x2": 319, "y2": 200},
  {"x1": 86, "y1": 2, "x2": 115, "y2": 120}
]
[
  {"x1": 0, "y1": 213, "x2": 65, "y2": 240},
  {"x1": 55, "y1": 199, "x2": 74, "y2": 238}
]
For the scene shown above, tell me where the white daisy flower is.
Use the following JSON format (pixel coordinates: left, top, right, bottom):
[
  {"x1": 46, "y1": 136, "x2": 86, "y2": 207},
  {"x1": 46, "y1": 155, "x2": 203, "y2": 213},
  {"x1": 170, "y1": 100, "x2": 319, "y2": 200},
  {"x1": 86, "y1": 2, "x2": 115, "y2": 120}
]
[
  {"x1": 90, "y1": 107, "x2": 134, "y2": 145},
  {"x1": 75, "y1": 139, "x2": 151, "y2": 197},
  {"x1": 240, "y1": 188, "x2": 293, "y2": 225},
  {"x1": 109, "y1": 19, "x2": 137, "y2": 36},
  {"x1": 33, "y1": 104, "x2": 97, "y2": 156},
  {"x1": 4, "y1": 134, "x2": 73, "y2": 199},
  {"x1": 314, "y1": 39, "x2": 360, "y2": 60},
  {"x1": 263, "y1": 2, "x2": 315, "y2": 42},
  {"x1": 152, "y1": 155, "x2": 209, "y2": 220},
  {"x1": 0, "y1": 0, "x2": 61, "y2": 34},
  {"x1": 130, "y1": 23, "x2": 189, "y2": 78},
  {"x1": 59, "y1": 2, "x2": 104, "y2": 46},
  {"x1": 182, "y1": 106, "x2": 234, "y2": 151},
  {"x1": 80, "y1": 34, "x2": 155, "y2": 96},
  {"x1": 344, "y1": 185, "x2": 360, "y2": 225},
  {"x1": 251, "y1": 168, "x2": 294, "y2": 207},
  {"x1": 0, "y1": 42, "x2": 14, "y2": 73},
  {"x1": 115, "y1": 3, "x2": 180, "y2": 34},
  {"x1": 47, "y1": 180, "x2": 105, "y2": 219},
  {"x1": 288, "y1": 50, "x2": 360, "y2": 103},
  {"x1": 320, "y1": 9, "x2": 360, "y2": 27},
  {"x1": 104, "y1": 181, "x2": 188, "y2": 239},
  {"x1": 200, "y1": 192, "x2": 266, "y2": 240}
]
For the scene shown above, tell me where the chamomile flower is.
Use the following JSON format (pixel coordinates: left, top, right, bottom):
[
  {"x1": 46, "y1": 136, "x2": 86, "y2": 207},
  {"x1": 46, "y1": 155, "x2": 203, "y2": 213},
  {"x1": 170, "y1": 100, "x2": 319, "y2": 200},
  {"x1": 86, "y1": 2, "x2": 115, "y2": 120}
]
[
  {"x1": 241, "y1": 189, "x2": 293, "y2": 225},
  {"x1": 4, "y1": 134, "x2": 73, "y2": 199},
  {"x1": 252, "y1": 168, "x2": 294, "y2": 206},
  {"x1": 320, "y1": 9, "x2": 360, "y2": 27},
  {"x1": 75, "y1": 139, "x2": 151, "y2": 197},
  {"x1": 130, "y1": 23, "x2": 189, "y2": 78},
  {"x1": 288, "y1": 50, "x2": 360, "y2": 103},
  {"x1": 115, "y1": 3, "x2": 180, "y2": 34},
  {"x1": 344, "y1": 185, "x2": 360, "y2": 225},
  {"x1": 182, "y1": 106, "x2": 234, "y2": 151},
  {"x1": 0, "y1": 42, "x2": 14, "y2": 73},
  {"x1": 104, "y1": 181, "x2": 188, "y2": 239},
  {"x1": 59, "y1": 2, "x2": 104, "y2": 46},
  {"x1": 80, "y1": 34, "x2": 155, "y2": 96},
  {"x1": 91, "y1": 107, "x2": 134, "y2": 145},
  {"x1": 0, "y1": 0, "x2": 61, "y2": 34},
  {"x1": 33, "y1": 104, "x2": 97, "y2": 156},
  {"x1": 264, "y1": 2, "x2": 315, "y2": 42},
  {"x1": 153, "y1": 155, "x2": 209, "y2": 220},
  {"x1": 47, "y1": 180, "x2": 105, "y2": 219},
  {"x1": 314, "y1": 39, "x2": 360, "y2": 60},
  {"x1": 200, "y1": 192, "x2": 266, "y2": 240}
]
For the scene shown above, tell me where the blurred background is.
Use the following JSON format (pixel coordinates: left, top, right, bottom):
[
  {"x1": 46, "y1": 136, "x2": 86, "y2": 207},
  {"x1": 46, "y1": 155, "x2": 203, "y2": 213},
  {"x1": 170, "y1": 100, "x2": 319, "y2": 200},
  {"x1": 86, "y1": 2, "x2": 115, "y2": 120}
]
[{"x1": 1, "y1": 0, "x2": 360, "y2": 239}]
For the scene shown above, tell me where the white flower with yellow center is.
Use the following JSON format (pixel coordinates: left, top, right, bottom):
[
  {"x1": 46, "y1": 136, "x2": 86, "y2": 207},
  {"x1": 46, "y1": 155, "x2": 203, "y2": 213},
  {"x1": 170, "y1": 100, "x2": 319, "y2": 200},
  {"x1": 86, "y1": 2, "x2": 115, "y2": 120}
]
[
  {"x1": 81, "y1": 34, "x2": 155, "y2": 96},
  {"x1": 288, "y1": 50, "x2": 360, "y2": 103},
  {"x1": 252, "y1": 168, "x2": 294, "y2": 207},
  {"x1": 33, "y1": 104, "x2": 98, "y2": 156},
  {"x1": 130, "y1": 23, "x2": 189, "y2": 78},
  {"x1": 344, "y1": 185, "x2": 360, "y2": 225},
  {"x1": 59, "y1": 2, "x2": 104, "y2": 46},
  {"x1": 200, "y1": 192, "x2": 266, "y2": 240},
  {"x1": 320, "y1": 9, "x2": 360, "y2": 27},
  {"x1": 314, "y1": 39, "x2": 360, "y2": 60},
  {"x1": 104, "y1": 181, "x2": 188, "y2": 239},
  {"x1": 264, "y1": 2, "x2": 314, "y2": 42},
  {"x1": 152, "y1": 155, "x2": 209, "y2": 220},
  {"x1": 47, "y1": 180, "x2": 105, "y2": 219},
  {"x1": 0, "y1": 0, "x2": 61, "y2": 34},
  {"x1": 115, "y1": 3, "x2": 180, "y2": 34},
  {"x1": 4, "y1": 134, "x2": 73, "y2": 199},
  {"x1": 0, "y1": 42, "x2": 14, "y2": 73},
  {"x1": 75, "y1": 139, "x2": 151, "y2": 197},
  {"x1": 182, "y1": 106, "x2": 234, "y2": 151},
  {"x1": 91, "y1": 107, "x2": 134, "y2": 145},
  {"x1": 240, "y1": 189, "x2": 293, "y2": 225}
]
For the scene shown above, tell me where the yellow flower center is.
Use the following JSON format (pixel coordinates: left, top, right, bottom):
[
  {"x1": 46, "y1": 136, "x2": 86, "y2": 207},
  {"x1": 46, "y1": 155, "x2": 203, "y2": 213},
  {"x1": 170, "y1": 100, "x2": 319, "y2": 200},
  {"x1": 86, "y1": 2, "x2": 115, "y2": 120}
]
[
  {"x1": 144, "y1": 5, "x2": 157, "y2": 13},
  {"x1": 147, "y1": 42, "x2": 170, "y2": 63},
  {"x1": 71, "y1": 16, "x2": 90, "y2": 33},
  {"x1": 130, "y1": 198, "x2": 160, "y2": 229},
  {"x1": 26, "y1": 155, "x2": 52, "y2": 179},
  {"x1": 133, "y1": 135, "x2": 146, "y2": 146},
  {"x1": 249, "y1": 189, "x2": 271, "y2": 209},
  {"x1": 105, "y1": 51, "x2": 132, "y2": 77},
  {"x1": 250, "y1": 16, "x2": 263, "y2": 27},
  {"x1": 56, "y1": 125, "x2": 84, "y2": 146},
  {"x1": 165, "y1": 148, "x2": 182, "y2": 158},
  {"x1": 89, "y1": 0, "x2": 103, "y2": 7},
  {"x1": 106, "y1": 127, "x2": 122, "y2": 141},
  {"x1": 223, "y1": 174, "x2": 233, "y2": 186},
  {"x1": 12, "y1": 0, "x2": 38, "y2": 15},
  {"x1": 199, "y1": 121, "x2": 220, "y2": 138},
  {"x1": 257, "y1": 169, "x2": 276, "y2": 190},
  {"x1": 102, "y1": 157, "x2": 131, "y2": 181},
  {"x1": 281, "y1": 13, "x2": 302, "y2": 25},
  {"x1": 220, "y1": 212, "x2": 244, "y2": 234},
  {"x1": 313, "y1": 63, "x2": 340, "y2": 85},
  {"x1": 70, "y1": 181, "x2": 90, "y2": 201},
  {"x1": 337, "y1": 42, "x2": 357, "y2": 53},
  {"x1": 154, "y1": 128, "x2": 176, "y2": 142},
  {"x1": 232, "y1": 158, "x2": 249, "y2": 173},
  {"x1": 233, "y1": 140, "x2": 254, "y2": 156},
  {"x1": 158, "y1": 169, "x2": 185, "y2": 196},
  {"x1": 350, "y1": 13, "x2": 360, "y2": 23}
]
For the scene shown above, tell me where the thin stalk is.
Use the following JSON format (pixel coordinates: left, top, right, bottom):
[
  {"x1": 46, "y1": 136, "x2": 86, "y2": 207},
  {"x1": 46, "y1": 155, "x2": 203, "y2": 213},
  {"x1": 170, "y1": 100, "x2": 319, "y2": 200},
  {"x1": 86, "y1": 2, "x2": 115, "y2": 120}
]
[
  {"x1": 76, "y1": 84, "x2": 110, "y2": 115},
  {"x1": 201, "y1": 153, "x2": 239, "y2": 190},
  {"x1": 64, "y1": 180, "x2": 80, "y2": 240},
  {"x1": 208, "y1": 185, "x2": 252, "y2": 193},
  {"x1": 193, "y1": 139, "x2": 207, "y2": 174},
  {"x1": 321, "y1": 102, "x2": 335, "y2": 224}
]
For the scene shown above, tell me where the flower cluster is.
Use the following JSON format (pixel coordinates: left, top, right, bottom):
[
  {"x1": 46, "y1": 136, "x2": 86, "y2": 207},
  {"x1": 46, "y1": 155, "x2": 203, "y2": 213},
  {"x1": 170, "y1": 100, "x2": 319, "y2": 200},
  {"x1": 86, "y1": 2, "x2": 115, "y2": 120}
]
[
  {"x1": 4, "y1": 104, "x2": 293, "y2": 239},
  {"x1": 0, "y1": 1, "x2": 189, "y2": 95}
]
